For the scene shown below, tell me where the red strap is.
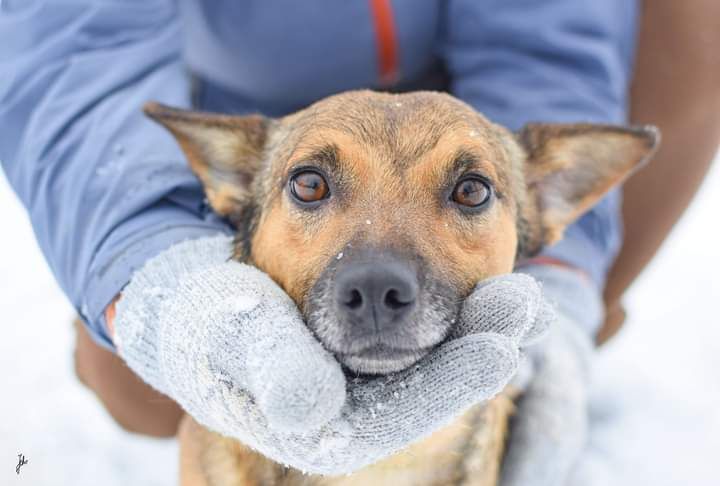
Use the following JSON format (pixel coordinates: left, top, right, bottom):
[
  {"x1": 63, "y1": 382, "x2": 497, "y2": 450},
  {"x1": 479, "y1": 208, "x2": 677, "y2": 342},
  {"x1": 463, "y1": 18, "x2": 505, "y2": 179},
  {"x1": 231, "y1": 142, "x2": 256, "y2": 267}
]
[{"x1": 369, "y1": 0, "x2": 399, "y2": 85}]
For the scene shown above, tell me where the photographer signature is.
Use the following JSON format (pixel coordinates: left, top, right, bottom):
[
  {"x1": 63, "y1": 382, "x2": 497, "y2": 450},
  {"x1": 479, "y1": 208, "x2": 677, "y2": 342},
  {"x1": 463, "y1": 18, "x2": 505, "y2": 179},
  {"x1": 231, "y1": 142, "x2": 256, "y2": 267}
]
[{"x1": 16, "y1": 453, "x2": 28, "y2": 475}]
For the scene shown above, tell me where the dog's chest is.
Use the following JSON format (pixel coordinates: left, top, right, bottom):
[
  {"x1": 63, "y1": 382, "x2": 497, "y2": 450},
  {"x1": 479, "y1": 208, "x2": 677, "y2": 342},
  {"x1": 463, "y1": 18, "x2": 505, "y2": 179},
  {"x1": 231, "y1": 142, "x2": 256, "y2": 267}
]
[{"x1": 182, "y1": 393, "x2": 514, "y2": 486}]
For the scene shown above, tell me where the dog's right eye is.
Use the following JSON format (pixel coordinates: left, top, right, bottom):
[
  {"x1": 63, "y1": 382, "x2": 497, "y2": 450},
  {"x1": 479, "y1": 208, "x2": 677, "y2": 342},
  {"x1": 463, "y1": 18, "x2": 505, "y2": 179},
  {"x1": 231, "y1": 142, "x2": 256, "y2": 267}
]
[
  {"x1": 289, "y1": 170, "x2": 330, "y2": 205},
  {"x1": 451, "y1": 176, "x2": 492, "y2": 209}
]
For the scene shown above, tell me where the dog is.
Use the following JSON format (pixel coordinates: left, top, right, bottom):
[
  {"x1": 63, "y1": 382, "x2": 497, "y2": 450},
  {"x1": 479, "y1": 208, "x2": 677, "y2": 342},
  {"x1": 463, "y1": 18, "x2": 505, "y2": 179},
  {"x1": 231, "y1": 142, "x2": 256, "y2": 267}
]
[{"x1": 144, "y1": 90, "x2": 658, "y2": 486}]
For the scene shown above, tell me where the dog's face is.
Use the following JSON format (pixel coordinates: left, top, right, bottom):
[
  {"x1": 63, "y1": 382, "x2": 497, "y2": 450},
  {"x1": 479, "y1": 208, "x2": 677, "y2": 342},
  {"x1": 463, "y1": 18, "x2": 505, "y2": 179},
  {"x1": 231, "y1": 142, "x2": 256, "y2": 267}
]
[{"x1": 146, "y1": 91, "x2": 657, "y2": 374}]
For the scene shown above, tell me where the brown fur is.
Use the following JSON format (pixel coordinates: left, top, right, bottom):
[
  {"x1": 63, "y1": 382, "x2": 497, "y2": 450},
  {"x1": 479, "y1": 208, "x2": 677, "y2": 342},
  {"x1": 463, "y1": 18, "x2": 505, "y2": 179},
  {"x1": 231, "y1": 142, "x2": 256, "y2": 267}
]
[{"x1": 145, "y1": 90, "x2": 658, "y2": 486}]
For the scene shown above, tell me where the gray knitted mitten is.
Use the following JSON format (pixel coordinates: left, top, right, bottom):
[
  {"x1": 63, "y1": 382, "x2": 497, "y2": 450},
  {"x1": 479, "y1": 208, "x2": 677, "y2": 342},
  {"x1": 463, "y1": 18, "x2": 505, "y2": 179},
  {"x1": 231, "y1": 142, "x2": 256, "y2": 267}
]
[
  {"x1": 115, "y1": 235, "x2": 345, "y2": 432},
  {"x1": 115, "y1": 235, "x2": 552, "y2": 475},
  {"x1": 499, "y1": 264, "x2": 599, "y2": 486}
]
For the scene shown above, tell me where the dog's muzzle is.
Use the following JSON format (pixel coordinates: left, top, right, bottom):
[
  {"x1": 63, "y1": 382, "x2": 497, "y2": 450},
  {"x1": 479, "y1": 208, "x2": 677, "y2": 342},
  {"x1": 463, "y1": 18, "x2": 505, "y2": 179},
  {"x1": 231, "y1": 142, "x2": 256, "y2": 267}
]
[{"x1": 305, "y1": 249, "x2": 457, "y2": 375}]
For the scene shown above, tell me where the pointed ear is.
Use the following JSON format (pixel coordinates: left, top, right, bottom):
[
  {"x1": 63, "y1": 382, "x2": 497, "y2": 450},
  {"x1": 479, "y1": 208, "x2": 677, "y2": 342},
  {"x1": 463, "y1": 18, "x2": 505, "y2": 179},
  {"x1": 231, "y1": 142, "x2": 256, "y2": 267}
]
[
  {"x1": 518, "y1": 123, "x2": 660, "y2": 254},
  {"x1": 143, "y1": 102, "x2": 272, "y2": 221}
]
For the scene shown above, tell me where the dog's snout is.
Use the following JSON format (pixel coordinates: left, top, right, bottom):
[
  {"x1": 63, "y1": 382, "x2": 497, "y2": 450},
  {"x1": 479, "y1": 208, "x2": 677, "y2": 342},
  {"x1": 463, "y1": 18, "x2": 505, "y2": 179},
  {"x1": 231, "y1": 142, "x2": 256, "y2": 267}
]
[{"x1": 334, "y1": 261, "x2": 418, "y2": 333}]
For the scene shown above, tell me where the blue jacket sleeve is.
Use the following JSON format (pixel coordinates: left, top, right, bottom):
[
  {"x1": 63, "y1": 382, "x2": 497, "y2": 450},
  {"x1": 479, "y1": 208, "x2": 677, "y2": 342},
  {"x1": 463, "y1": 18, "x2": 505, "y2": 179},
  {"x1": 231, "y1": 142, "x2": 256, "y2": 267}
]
[
  {"x1": 0, "y1": 0, "x2": 232, "y2": 349},
  {"x1": 442, "y1": 0, "x2": 640, "y2": 286}
]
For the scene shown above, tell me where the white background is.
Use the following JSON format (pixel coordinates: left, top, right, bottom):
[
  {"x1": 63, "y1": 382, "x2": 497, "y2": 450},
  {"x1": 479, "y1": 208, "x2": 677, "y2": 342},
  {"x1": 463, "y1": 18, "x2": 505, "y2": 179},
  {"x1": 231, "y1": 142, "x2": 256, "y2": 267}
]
[{"x1": 1, "y1": 155, "x2": 718, "y2": 485}]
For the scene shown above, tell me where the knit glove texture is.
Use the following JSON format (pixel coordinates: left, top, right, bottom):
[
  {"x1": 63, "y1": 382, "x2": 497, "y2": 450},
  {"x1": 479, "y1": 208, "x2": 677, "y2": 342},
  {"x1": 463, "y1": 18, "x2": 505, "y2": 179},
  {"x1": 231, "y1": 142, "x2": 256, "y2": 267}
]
[
  {"x1": 499, "y1": 264, "x2": 600, "y2": 486},
  {"x1": 115, "y1": 235, "x2": 552, "y2": 475}
]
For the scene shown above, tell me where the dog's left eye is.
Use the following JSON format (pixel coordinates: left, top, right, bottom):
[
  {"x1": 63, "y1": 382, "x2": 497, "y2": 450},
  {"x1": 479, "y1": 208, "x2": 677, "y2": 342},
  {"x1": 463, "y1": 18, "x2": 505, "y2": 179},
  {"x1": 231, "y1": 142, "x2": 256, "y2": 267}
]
[
  {"x1": 289, "y1": 170, "x2": 330, "y2": 204},
  {"x1": 451, "y1": 176, "x2": 492, "y2": 208}
]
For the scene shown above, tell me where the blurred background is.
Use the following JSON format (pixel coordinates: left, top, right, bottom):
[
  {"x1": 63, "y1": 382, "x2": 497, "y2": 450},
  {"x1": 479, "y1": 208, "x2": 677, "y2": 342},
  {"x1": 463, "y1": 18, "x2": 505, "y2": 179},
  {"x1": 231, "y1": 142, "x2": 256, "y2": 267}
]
[{"x1": 1, "y1": 154, "x2": 718, "y2": 485}]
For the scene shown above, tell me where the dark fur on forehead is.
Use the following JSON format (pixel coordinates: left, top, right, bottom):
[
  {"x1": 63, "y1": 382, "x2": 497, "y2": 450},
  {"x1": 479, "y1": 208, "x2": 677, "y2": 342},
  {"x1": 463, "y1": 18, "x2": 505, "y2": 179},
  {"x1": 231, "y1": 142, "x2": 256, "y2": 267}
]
[
  {"x1": 288, "y1": 90, "x2": 504, "y2": 170},
  {"x1": 276, "y1": 90, "x2": 531, "y2": 255}
]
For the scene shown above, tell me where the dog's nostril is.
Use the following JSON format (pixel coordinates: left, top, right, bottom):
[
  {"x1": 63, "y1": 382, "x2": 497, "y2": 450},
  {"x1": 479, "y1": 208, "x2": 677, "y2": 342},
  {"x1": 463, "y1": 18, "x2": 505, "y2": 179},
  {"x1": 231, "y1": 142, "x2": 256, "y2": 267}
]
[
  {"x1": 384, "y1": 289, "x2": 411, "y2": 310},
  {"x1": 345, "y1": 289, "x2": 363, "y2": 310}
]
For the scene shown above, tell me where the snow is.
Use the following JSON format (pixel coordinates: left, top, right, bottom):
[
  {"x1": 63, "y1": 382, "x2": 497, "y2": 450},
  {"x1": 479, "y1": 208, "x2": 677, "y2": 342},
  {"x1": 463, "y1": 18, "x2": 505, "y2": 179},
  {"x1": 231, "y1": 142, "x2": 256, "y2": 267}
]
[{"x1": 1, "y1": 156, "x2": 719, "y2": 485}]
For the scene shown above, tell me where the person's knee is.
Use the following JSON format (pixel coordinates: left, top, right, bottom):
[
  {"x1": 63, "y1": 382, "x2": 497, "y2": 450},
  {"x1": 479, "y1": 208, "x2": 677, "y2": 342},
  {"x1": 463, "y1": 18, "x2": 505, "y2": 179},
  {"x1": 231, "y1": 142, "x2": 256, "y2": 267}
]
[
  {"x1": 104, "y1": 404, "x2": 180, "y2": 438},
  {"x1": 73, "y1": 318, "x2": 99, "y2": 388}
]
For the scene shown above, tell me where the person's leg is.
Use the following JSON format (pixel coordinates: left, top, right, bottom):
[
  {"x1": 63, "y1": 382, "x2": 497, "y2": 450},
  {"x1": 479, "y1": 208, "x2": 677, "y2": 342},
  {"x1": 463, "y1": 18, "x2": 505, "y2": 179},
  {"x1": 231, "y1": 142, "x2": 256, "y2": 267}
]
[
  {"x1": 73, "y1": 319, "x2": 183, "y2": 437},
  {"x1": 601, "y1": 0, "x2": 720, "y2": 343}
]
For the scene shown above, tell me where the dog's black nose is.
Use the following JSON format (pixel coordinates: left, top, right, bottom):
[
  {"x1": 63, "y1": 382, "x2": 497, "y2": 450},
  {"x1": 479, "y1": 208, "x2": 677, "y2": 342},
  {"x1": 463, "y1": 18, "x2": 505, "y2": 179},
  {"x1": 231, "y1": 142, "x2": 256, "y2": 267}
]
[{"x1": 334, "y1": 261, "x2": 418, "y2": 333}]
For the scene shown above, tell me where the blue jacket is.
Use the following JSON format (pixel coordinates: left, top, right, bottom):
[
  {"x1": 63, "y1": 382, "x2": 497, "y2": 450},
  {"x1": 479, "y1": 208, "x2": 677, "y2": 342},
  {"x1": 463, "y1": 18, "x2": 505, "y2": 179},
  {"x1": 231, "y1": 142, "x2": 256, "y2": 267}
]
[{"x1": 0, "y1": 0, "x2": 638, "y2": 349}]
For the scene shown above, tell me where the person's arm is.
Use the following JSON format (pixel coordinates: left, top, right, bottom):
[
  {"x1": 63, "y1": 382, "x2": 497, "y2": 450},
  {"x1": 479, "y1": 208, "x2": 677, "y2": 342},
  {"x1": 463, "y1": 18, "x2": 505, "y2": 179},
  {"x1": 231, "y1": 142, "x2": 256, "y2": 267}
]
[
  {"x1": 441, "y1": 2, "x2": 640, "y2": 484},
  {"x1": 0, "y1": 0, "x2": 231, "y2": 348},
  {"x1": 601, "y1": 0, "x2": 720, "y2": 343}
]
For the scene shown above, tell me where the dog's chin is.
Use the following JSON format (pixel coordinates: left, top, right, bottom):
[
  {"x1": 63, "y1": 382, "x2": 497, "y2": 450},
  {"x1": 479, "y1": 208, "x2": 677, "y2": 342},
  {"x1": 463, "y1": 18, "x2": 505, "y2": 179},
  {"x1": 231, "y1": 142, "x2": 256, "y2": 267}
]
[{"x1": 338, "y1": 346, "x2": 430, "y2": 375}]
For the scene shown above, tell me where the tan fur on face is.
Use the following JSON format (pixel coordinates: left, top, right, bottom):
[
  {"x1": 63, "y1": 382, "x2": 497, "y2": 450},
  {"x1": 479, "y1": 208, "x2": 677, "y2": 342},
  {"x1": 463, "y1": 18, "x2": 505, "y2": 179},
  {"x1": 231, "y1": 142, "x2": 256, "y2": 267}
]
[{"x1": 251, "y1": 120, "x2": 521, "y2": 308}]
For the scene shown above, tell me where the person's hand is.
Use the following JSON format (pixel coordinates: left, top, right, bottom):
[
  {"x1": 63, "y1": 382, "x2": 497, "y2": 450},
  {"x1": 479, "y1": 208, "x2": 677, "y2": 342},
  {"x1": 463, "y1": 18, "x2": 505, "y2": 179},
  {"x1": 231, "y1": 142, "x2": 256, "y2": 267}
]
[
  {"x1": 499, "y1": 264, "x2": 599, "y2": 486},
  {"x1": 114, "y1": 235, "x2": 552, "y2": 474}
]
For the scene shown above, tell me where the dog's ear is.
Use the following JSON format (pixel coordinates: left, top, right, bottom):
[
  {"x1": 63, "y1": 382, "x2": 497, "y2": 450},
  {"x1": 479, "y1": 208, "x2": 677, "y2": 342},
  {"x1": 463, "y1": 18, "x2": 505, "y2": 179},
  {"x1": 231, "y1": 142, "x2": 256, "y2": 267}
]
[
  {"x1": 144, "y1": 102, "x2": 271, "y2": 221},
  {"x1": 517, "y1": 123, "x2": 659, "y2": 256}
]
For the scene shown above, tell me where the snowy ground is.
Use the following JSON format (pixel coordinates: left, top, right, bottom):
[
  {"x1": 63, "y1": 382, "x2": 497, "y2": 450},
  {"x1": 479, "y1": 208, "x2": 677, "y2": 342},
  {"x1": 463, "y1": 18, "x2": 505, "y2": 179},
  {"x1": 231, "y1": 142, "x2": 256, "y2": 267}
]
[{"x1": 1, "y1": 156, "x2": 718, "y2": 485}]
